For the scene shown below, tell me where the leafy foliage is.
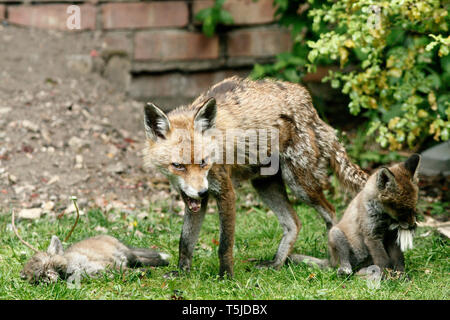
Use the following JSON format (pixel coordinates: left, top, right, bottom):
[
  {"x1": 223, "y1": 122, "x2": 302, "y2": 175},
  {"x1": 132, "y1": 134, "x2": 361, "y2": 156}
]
[
  {"x1": 195, "y1": 0, "x2": 234, "y2": 37},
  {"x1": 253, "y1": 0, "x2": 450, "y2": 150},
  {"x1": 251, "y1": 0, "x2": 330, "y2": 82},
  {"x1": 339, "y1": 124, "x2": 405, "y2": 169}
]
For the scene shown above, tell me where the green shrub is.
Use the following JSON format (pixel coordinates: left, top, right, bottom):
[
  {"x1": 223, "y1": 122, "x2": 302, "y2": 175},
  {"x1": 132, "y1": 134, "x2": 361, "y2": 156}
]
[
  {"x1": 251, "y1": 0, "x2": 330, "y2": 83},
  {"x1": 254, "y1": 0, "x2": 450, "y2": 151},
  {"x1": 194, "y1": 0, "x2": 234, "y2": 37},
  {"x1": 196, "y1": 1, "x2": 449, "y2": 150}
]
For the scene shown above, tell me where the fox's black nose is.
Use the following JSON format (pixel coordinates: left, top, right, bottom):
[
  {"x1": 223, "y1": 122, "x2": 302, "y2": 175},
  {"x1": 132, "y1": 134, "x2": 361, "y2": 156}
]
[{"x1": 198, "y1": 189, "x2": 208, "y2": 198}]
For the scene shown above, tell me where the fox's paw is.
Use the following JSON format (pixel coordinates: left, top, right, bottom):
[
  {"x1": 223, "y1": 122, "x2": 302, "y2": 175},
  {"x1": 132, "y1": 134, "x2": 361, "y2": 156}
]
[
  {"x1": 337, "y1": 266, "x2": 352, "y2": 276},
  {"x1": 383, "y1": 268, "x2": 410, "y2": 281},
  {"x1": 256, "y1": 260, "x2": 283, "y2": 270}
]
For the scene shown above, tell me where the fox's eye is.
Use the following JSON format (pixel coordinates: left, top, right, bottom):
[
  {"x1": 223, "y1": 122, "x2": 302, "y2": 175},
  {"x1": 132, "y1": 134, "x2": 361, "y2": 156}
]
[
  {"x1": 171, "y1": 163, "x2": 185, "y2": 171},
  {"x1": 200, "y1": 158, "x2": 208, "y2": 168}
]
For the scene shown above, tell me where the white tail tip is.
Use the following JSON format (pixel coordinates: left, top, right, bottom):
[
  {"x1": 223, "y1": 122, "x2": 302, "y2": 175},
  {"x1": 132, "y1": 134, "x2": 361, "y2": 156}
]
[{"x1": 159, "y1": 253, "x2": 171, "y2": 261}]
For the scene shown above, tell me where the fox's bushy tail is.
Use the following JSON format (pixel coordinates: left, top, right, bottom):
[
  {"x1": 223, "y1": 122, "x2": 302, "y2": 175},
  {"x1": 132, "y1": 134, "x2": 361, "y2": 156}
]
[
  {"x1": 127, "y1": 248, "x2": 170, "y2": 267},
  {"x1": 288, "y1": 254, "x2": 330, "y2": 269},
  {"x1": 329, "y1": 139, "x2": 369, "y2": 194},
  {"x1": 310, "y1": 118, "x2": 368, "y2": 195}
]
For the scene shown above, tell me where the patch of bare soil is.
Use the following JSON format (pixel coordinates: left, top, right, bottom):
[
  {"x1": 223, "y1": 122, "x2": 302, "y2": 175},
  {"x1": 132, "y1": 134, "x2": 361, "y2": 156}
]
[{"x1": 0, "y1": 26, "x2": 176, "y2": 217}]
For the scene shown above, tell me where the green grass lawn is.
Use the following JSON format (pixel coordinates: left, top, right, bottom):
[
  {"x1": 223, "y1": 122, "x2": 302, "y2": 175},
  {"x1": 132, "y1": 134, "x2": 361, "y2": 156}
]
[{"x1": 0, "y1": 187, "x2": 448, "y2": 300}]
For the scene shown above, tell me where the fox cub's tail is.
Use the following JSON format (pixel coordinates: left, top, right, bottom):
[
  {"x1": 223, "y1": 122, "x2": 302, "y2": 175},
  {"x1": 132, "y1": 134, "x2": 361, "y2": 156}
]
[
  {"x1": 127, "y1": 248, "x2": 170, "y2": 267},
  {"x1": 288, "y1": 254, "x2": 330, "y2": 269}
]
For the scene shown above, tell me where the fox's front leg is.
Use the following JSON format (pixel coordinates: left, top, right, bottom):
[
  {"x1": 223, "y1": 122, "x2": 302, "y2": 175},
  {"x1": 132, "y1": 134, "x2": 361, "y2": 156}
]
[
  {"x1": 386, "y1": 241, "x2": 405, "y2": 272},
  {"x1": 215, "y1": 174, "x2": 236, "y2": 278},
  {"x1": 364, "y1": 237, "x2": 390, "y2": 270},
  {"x1": 178, "y1": 196, "x2": 208, "y2": 273}
]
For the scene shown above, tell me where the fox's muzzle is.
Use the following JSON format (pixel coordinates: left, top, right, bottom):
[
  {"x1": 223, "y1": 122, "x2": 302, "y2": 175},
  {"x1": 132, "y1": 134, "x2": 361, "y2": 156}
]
[
  {"x1": 181, "y1": 191, "x2": 206, "y2": 213},
  {"x1": 197, "y1": 188, "x2": 208, "y2": 198}
]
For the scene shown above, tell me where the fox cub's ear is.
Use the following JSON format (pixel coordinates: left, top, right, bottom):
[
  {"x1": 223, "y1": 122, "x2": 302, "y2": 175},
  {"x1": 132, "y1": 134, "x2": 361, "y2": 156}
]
[
  {"x1": 404, "y1": 154, "x2": 421, "y2": 179},
  {"x1": 376, "y1": 167, "x2": 396, "y2": 191},
  {"x1": 47, "y1": 236, "x2": 64, "y2": 256},
  {"x1": 194, "y1": 98, "x2": 217, "y2": 132},
  {"x1": 144, "y1": 103, "x2": 171, "y2": 141}
]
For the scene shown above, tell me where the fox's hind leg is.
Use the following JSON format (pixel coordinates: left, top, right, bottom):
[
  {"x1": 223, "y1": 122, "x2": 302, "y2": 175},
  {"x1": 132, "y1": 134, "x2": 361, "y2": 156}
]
[
  {"x1": 280, "y1": 159, "x2": 336, "y2": 230},
  {"x1": 251, "y1": 173, "x2": 301, "y2": 269}
]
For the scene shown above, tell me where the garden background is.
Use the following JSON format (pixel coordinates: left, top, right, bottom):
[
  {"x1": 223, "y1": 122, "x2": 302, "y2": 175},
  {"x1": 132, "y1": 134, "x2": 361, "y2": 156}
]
[{"x1": 0, "y1": 0, "x2": 448, "y2": 299}]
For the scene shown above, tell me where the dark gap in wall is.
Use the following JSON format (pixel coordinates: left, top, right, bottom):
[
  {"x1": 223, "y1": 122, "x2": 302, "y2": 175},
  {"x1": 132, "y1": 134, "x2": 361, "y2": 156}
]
[{"x1": 130, "y1": 65, "x2": 257, "y2": 78}]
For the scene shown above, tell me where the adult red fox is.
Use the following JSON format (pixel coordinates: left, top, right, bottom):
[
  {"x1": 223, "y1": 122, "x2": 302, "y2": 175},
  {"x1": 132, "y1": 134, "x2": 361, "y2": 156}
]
[{"x1": 143, "y1": 76, "x2": 368, "y2": 277}]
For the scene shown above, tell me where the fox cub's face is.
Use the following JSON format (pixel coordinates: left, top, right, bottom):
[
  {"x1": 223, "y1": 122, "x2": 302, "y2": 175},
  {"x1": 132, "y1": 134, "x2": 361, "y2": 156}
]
[
  {"x1": 21, "y1": 236, "x2": 66, "y2": 284},
  {"x1": 143, "y1": 98, "x2": 217, "y2": 213},
  {"x1": 375, "y1": 154, "x2": 421, "y2": 229}
]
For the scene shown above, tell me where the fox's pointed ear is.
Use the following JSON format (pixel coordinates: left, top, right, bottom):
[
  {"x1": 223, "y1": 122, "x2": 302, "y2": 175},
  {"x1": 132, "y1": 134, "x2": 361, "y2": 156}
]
[
  {"x1": 144, "y1": 103, "x2": 171, "y2": 141},
  {"x1": 194, "y1": 98, "x2": 216, "y2": 132},
  {"x1": 47, "y1": 236, "x2": 64, "y2": 256},
  {"x1": 376, "y1": 167, "x2": 396, "y2": 191},
  {"x1": 404, "y1": 154, "x2": 421, "y2": 179}
]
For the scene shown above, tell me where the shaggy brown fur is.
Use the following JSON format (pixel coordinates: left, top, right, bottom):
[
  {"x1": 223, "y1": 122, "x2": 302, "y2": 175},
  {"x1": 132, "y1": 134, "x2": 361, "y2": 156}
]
[
  {"x1": 143, "y1": 76, "x2": 368, "y2": 277},
  {"x1": 20, "y1": 235, "x2": 169, "y2": 284},
  {"x1": 290, "y1": 154, "x2": 421, "y2": 276}
]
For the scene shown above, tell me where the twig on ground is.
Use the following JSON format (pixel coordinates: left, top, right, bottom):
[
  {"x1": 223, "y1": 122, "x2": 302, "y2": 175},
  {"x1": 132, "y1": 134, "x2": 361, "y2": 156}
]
[{"x1": 64, "y1": 196, "x2": 80, "y2": 242}]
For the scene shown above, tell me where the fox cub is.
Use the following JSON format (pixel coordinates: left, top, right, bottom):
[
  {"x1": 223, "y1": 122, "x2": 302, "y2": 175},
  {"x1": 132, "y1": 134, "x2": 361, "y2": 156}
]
[
  {"x1": 291, "y1": 154, "x2": 421, "y2": 275},
  {"x1": 14, "y1": 222, "x2": 170, "y2": 284}
]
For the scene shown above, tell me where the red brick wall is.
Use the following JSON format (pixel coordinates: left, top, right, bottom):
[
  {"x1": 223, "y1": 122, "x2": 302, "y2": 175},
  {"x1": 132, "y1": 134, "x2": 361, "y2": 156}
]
[
  {"x1": 134, "y1": 30, "x2": 220, "y2": 61},
  {"x1": 193, "y1": 0, "x2": 276, "y2": 25},
  {"x1": 8, "y1": 4, "x2": 96, "y2": 30},
  {"x1": 1, "y1": 0, "x2": 292, "y2": 105},
  {"x1": 102, "y1": 2, "x2": 189, "y2": 29},
  {"x1": 0, "y1": 5, "x2": 5, "y2": 21}
]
